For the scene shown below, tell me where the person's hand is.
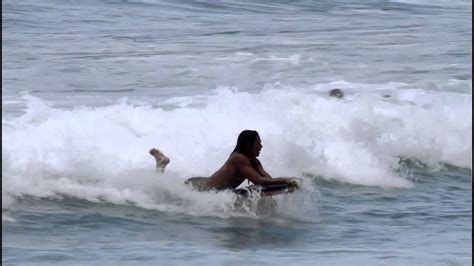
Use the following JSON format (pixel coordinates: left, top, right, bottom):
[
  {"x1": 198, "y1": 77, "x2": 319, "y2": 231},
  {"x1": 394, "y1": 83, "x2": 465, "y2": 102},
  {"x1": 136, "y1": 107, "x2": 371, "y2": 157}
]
[{"x1": 285, "y1": 178, "x2": 299, "y2": 188}]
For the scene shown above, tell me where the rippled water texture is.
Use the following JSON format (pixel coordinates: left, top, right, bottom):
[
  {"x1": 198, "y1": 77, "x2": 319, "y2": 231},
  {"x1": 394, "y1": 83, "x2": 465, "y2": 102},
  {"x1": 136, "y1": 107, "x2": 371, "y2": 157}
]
[{"x1": 2, "y1": 0, "x2": 472, "y2": 265}]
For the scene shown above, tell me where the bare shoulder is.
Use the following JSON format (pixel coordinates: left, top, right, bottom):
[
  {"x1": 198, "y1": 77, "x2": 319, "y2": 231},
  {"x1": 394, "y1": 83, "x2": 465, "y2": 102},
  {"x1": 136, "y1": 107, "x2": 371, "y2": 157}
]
[
  {"x1": 250, "y1": 158, "x2": 262, "y2": 165},
  {"x1": 228, "y1": 152, "x2": 250, "y2": 165}
]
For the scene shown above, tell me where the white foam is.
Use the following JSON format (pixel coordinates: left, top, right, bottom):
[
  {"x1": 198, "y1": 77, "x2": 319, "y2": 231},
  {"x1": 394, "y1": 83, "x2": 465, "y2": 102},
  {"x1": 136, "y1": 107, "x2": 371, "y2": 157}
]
[
  {"x1": 2, "y1": 83, "x2": 471, "y2": 214},
  {"x1": 2, "y1": 213, "x2": 16, "y2": 222},
  {"x1": 253, "y1": 54, "x2": 301, "y2": 65}
]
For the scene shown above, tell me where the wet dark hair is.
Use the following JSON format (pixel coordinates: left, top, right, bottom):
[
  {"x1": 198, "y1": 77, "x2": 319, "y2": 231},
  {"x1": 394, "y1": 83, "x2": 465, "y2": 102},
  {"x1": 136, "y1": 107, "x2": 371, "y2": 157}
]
[
  {"x1": 329, "y1": 88, "x2": 344, "y2": 98},
  {"x1": 233, "y1": 130, "x2": 259, "y2": 154}
]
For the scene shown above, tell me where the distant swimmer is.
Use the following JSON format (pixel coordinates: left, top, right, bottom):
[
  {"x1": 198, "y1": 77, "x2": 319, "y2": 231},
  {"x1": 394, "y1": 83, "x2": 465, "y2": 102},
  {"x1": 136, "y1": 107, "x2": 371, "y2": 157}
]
[
  {"x1": 149, "y1": 148, "x2": 170, "y2": 173},
  {"x1": 149, "y1": 130, "x2": 298, "y2": 192},
  {"x1": 329, "y1": 88, "x2": 344, "y2": 98}
]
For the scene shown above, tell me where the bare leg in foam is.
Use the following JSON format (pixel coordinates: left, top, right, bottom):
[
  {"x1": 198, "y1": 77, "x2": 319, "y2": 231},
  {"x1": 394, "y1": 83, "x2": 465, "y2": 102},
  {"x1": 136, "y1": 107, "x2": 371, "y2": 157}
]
[
  {"x1": 149, "y1": 148, "x2": 209, "y2": 190},
  {"x1": 184, "y1": 177, "x2": 209, "y2": 191},
  {"x1": 149, "y1": 148, "x2": 170, "y2": 173}
]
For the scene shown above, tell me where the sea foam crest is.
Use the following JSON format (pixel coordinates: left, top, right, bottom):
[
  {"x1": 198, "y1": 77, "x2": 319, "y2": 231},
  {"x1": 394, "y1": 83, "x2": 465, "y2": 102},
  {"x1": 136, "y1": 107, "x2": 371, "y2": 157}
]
[{"x1": 2, "y1": 85, "x2": 471, "y2": 213}]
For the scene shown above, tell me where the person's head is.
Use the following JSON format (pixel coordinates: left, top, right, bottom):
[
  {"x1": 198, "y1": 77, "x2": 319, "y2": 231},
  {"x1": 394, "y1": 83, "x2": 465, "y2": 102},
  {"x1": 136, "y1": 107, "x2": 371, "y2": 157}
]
[
  {"x1": 233, "y1": 130, "x2": 262, "y2": 157},
  {"x1": 329, "y1": 88, "x2": 344, "y2": 98}
]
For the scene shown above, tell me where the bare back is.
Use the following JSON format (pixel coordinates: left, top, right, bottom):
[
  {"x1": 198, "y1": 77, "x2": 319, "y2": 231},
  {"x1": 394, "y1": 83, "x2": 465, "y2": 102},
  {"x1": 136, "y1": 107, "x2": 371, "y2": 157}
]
[
  {"x1": 205, "y1": 152, "x2": 248, "y2": 190},
  {"x1": 203, "y1": 152, "x2": 293, "y2": 191}
]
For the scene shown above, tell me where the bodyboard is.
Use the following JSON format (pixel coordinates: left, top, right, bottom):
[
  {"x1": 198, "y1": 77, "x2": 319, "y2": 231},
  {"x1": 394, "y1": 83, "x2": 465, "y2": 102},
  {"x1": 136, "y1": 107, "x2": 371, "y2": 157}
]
[{"x1": 185, "y1": 177, "x2": 299, "y2": 196}]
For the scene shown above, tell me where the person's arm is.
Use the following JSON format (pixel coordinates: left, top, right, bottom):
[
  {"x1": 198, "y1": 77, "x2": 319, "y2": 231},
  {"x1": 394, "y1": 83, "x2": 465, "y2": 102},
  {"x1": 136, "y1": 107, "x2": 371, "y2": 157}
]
[
  {"x1": 251, "y1": 158, "x2": 299, "y2": 188},
  {"x1": 251, "y1": 158, "x2": 273, "y2": 178},
  {"x1": 236, "y1": 156, "x2": 293, "y2": 186}
]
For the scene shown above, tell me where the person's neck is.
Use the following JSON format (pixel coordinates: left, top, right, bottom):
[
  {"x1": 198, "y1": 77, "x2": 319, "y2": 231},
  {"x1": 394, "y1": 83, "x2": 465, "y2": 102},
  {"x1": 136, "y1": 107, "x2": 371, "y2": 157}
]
[{"x1": 243, "y1": 152, "x2": 255, "y2": 159}]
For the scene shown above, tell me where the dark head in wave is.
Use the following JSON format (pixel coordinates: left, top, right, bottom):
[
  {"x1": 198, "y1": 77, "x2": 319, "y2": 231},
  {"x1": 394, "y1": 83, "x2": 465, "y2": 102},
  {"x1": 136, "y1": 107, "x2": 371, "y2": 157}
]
[
  {"x1": 329, "y1": 88, "x2": 344, "y2": 98},
  {"x1": 233, "y1": 130, "x2": 262, "y2": 157}
]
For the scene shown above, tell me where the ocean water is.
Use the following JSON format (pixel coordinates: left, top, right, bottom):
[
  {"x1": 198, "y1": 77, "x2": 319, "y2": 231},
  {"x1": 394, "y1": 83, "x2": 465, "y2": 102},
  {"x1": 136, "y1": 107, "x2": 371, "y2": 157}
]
[{"x1": 2, "y1": 0, "x2": 472, "y2": 265}]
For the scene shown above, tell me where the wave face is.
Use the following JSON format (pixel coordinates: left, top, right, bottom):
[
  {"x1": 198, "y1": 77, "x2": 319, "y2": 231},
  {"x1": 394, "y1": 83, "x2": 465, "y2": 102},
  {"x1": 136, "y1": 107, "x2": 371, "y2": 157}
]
[
  {"x1": 2, "y1": 83, "x2": 471, "y2": 212},
  {"x1": 2, "y1": 0, "x2": 471, "y2": 220}
]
